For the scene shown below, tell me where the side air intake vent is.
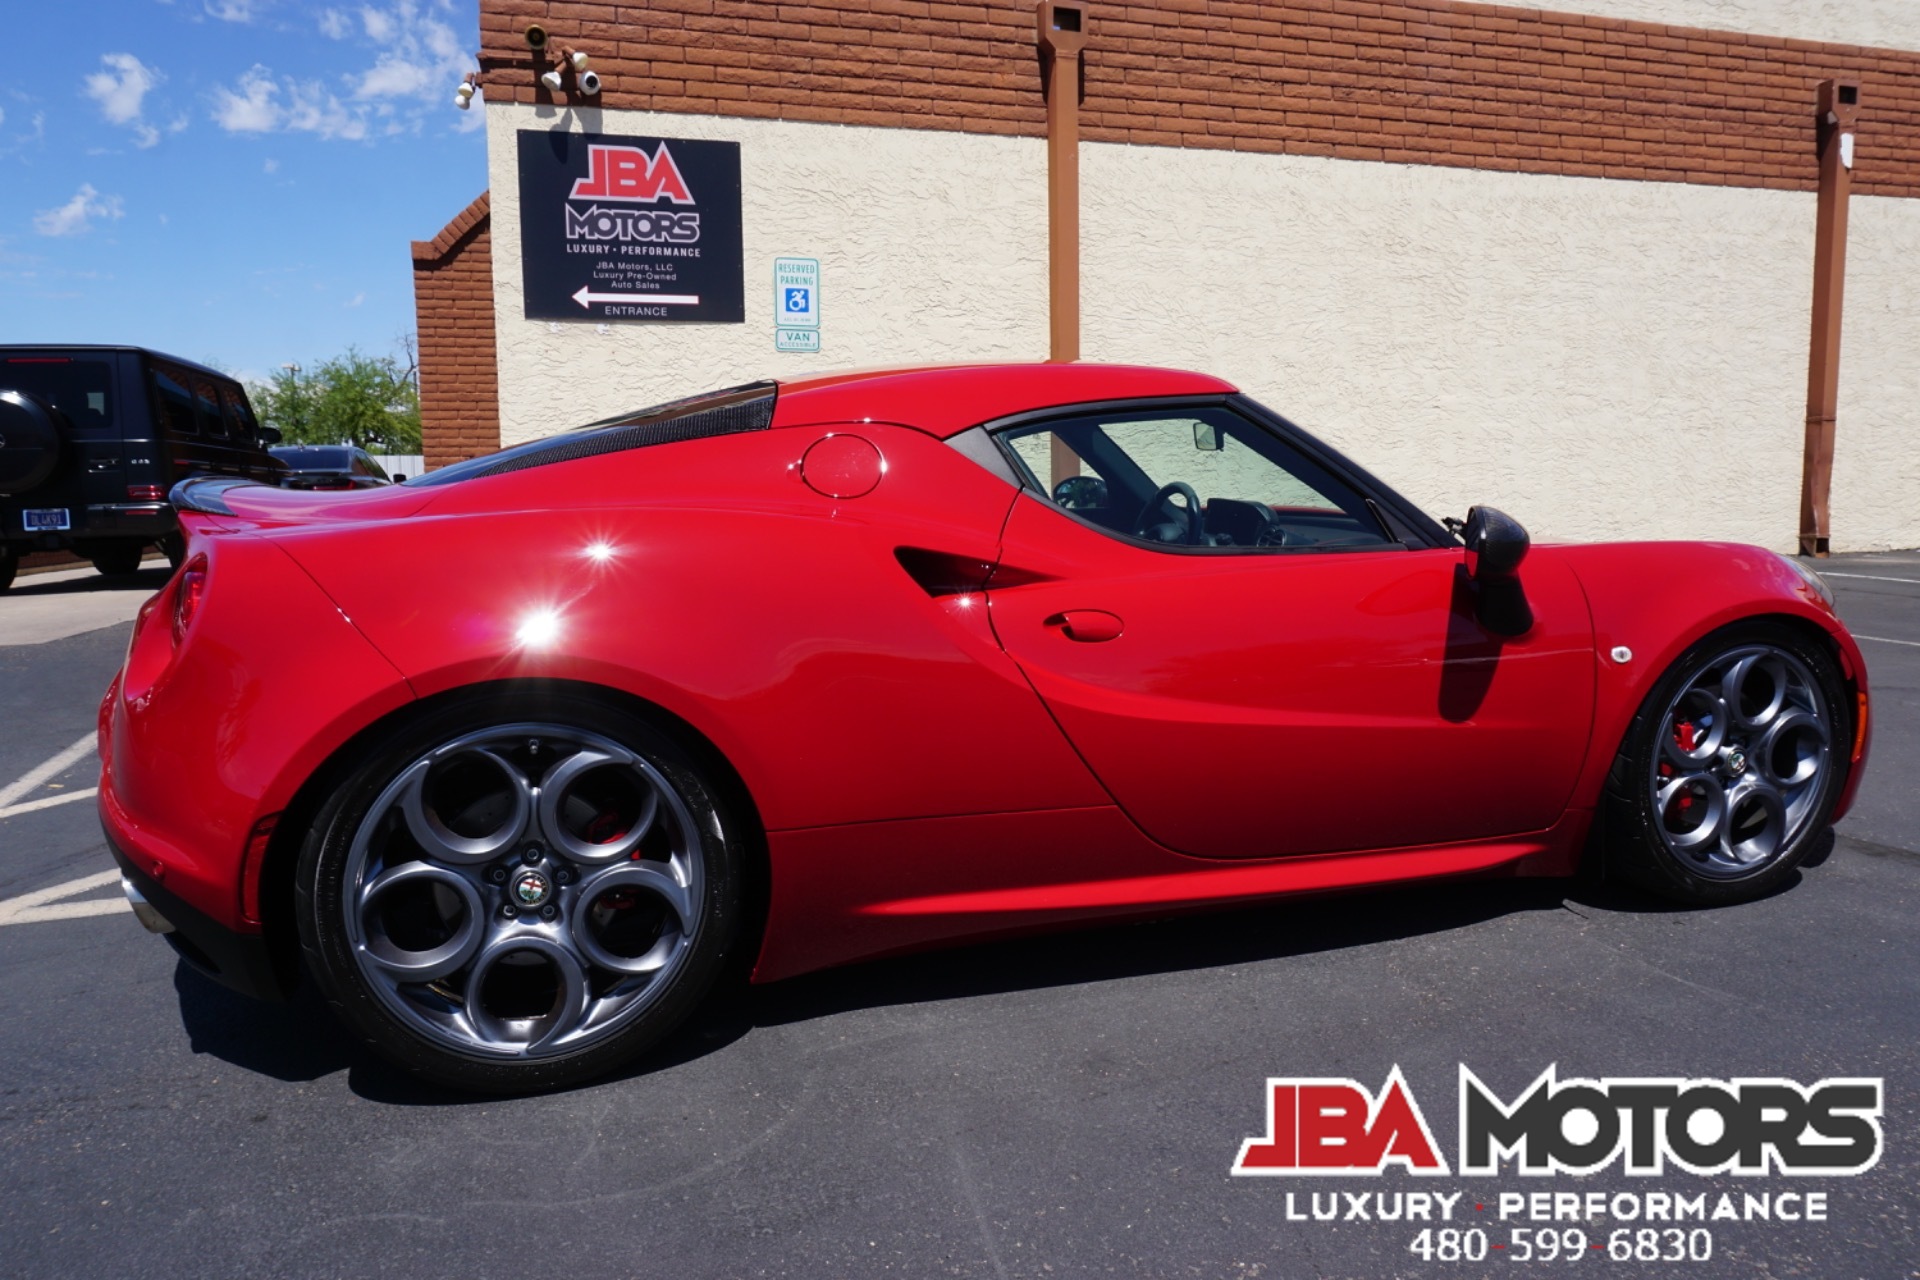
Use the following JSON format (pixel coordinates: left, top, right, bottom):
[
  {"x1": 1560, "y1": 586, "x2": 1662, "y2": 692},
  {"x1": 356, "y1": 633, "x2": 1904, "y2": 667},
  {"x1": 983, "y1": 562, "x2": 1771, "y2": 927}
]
[{"x1": 412, "y1": 381, "x2": 777, "y2": 487}]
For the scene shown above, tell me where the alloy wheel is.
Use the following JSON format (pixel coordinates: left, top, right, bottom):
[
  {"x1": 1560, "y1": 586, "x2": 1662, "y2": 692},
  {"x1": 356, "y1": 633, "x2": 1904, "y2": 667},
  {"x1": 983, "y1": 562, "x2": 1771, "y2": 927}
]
[
  {"x1": 1647, "y1": 644, "x2": 1833, "y2": 879},
  {"x1": 342, "y1": 722, "x2": 705, "y2": 1059}
]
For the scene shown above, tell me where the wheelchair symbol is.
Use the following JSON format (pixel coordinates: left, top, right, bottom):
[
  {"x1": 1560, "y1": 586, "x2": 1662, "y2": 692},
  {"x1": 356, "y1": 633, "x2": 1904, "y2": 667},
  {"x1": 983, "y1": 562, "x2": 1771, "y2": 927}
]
[{"x1": 784, "y1": 288, "x2": 811, "y2": 313}]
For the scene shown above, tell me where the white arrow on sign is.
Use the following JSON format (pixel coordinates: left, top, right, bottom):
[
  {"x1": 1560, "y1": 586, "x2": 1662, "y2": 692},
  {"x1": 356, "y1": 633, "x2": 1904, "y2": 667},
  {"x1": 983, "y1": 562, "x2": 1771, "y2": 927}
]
[{"x1": 572, "y1": 286, "x2": 700, "y2": 309}]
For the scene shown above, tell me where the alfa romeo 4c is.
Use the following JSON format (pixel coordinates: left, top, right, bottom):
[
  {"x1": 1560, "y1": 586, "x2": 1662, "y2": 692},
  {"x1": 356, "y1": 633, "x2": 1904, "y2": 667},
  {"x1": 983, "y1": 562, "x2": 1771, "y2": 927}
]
[{"x1": 99, "y1": 364, "x2": 1870, "y2": 1091}]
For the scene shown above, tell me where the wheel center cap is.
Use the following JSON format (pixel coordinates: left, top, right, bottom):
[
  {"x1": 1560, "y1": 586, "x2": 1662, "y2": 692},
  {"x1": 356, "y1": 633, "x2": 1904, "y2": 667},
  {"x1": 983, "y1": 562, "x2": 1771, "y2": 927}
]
[
  {"x1": 511, "y1": 869, "x2": 553, "y2": 908},
  {"x1": 1725, "y1": 746, "x2": 1749, "y2": 776}
]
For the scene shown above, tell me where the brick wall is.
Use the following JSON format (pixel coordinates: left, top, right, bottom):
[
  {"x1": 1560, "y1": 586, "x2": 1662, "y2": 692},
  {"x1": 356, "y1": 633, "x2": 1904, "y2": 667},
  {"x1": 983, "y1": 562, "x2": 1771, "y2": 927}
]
[
  {"x1": 411, "y1": 193, "x2": 501, "y2": 471},
  {"x1": 477, "y1": 0, "x2": 1920, "y2": 196}
]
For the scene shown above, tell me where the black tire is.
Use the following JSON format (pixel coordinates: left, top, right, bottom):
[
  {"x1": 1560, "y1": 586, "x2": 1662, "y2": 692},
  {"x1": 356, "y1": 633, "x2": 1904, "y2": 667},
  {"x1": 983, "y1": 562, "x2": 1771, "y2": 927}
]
[
  {"x1": 295, "y1": 688, "x2": 746, "y2": 1093},
  {"x1": 1603, "y1": 620, "x2": 1849, "y2": 906},
  {"x1": 0, "y1": 544, "x2": 16, "y2": 593},
  {"x1": 86, "y1": 540, "x2": 147, "y2": 578},
  {"x1": 160, "y1": 532, "x2": 187, "y2": 571}
]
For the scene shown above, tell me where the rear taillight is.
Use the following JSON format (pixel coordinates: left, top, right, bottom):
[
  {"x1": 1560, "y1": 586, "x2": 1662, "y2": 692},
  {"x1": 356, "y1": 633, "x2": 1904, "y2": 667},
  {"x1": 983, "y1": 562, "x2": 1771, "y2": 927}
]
[
  {"x1": 173, "y1": 556, "x2": 208, "y2": 644},
  {"x1": 127, "y1": 484, "x2": 166, "y2": 501}
]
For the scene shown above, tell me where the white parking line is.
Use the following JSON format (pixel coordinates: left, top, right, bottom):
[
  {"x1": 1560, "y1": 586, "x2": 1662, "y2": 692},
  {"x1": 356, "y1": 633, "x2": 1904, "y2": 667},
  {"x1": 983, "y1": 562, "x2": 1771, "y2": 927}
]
[
  {"x1": 0, "y1": 870, "x2": 125, "y2": 927},
  {"x1": 0, "y1": 788, "x2": 99, "y2": 821},
  {"x1": 0, "y1": 732, "x2": 98, "y2": 810},
  {"x1": 1823, "y1": 572, "x2": 1920, "y2": 586},
  {"x1": 1855, "y1": 634, "x2": 1920, "y2": 649}
]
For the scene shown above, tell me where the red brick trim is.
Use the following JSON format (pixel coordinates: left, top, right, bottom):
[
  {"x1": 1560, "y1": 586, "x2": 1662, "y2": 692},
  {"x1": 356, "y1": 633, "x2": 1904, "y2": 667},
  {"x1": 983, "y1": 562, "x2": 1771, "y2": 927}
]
[
  {"x1": 478, "y1": 1, "x2": 1920, "y2": 196},
  {"x1": 412, "y1": 191, "x2": 492, "y2": 263},
  {"x1": 412, "y1": 194, "x2": 502, "y2": 471}
]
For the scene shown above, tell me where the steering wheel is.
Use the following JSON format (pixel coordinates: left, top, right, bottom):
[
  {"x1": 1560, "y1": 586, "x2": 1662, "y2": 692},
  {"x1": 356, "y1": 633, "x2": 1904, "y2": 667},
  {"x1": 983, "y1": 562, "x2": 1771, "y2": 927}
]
[{"x1": 1131, "y1": 481, "x2": 1205, "y2": 546}]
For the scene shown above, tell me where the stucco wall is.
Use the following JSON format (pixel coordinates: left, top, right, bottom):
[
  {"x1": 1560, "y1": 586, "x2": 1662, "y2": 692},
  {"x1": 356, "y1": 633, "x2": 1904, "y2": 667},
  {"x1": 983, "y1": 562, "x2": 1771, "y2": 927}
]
[
  {"x1": 1832, "y1": 195, "x2": 1920, "y2": 553},
  {"x1": 489, "y1": 102, "x2": 1911, "y2": 552},
  {"x1": 1518, "y1": 1, "x2": 1920, "y2": 50}
]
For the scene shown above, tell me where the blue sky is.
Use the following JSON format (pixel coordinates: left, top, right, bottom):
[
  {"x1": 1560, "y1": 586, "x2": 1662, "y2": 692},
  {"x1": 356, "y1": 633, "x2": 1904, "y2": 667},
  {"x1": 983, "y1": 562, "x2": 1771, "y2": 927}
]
[{"x1": 0, "y1": 0, "x2": 487, "y2": 387}]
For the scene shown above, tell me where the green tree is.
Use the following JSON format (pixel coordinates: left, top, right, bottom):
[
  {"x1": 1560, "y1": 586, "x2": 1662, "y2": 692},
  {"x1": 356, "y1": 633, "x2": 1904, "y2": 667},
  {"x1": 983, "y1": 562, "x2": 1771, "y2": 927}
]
[{"x1": 250, "y1": 344, "x2": 421, "y2": 452}]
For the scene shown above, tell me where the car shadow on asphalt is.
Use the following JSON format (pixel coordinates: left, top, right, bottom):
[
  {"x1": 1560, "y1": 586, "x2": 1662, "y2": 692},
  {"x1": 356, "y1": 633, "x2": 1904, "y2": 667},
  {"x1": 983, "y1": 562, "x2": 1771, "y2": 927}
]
[{"x1": 164, "y1": 864, "x2": 1785, "y2": 1104}]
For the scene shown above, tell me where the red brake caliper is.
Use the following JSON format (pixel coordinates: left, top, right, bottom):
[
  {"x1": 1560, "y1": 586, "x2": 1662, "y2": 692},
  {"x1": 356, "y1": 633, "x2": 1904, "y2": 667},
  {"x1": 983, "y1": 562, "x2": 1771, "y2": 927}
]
[{"x1": 1666, "y1": 721, "x2": 1696, "y2": 811}]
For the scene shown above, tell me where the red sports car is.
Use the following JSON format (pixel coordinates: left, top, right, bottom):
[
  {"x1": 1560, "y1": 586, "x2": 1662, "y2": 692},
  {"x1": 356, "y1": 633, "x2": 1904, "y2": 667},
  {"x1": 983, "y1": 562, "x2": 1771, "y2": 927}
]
[{"x1": 100, "y1": 364, "x2": 1871, "y2": 1091}]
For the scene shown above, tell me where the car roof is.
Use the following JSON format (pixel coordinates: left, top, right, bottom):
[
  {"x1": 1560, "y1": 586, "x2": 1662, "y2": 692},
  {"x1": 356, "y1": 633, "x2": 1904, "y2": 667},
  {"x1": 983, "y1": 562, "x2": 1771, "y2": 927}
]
[
  {"x1": 0, "y1": 344, "x2": 239, "y2": 381},
  {"x1": 769, "y1": 363, "x2": 1237, "y2": 438}
]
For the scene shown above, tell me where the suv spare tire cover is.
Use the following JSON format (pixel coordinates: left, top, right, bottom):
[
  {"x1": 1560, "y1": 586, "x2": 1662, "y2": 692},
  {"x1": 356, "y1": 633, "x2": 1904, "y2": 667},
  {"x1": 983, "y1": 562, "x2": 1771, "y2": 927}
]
[{"x1": 0, "y1": 391, "x2": 62, "y2": 495}]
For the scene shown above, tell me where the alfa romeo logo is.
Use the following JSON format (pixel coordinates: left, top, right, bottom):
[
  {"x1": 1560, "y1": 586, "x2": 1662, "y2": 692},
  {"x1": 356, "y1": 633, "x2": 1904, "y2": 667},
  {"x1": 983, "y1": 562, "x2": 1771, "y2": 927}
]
[
  {"x1": 1726, "y1": 747, "x2": 1749, "y2": 776},
  {"x1": 512, "y1": 869, "x2": 552, "y2": 908}
]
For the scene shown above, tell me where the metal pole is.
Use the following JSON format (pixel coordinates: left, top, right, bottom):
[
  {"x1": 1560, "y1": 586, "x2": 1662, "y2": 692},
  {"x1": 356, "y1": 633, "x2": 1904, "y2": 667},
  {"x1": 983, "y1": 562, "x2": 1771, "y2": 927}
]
[
  {"x1": 1799, "y1": 79, "x2": 1859, "y2": 558},
  {"x1": 1038, "y1": 2, "x2": 1087, "y2": 489}
]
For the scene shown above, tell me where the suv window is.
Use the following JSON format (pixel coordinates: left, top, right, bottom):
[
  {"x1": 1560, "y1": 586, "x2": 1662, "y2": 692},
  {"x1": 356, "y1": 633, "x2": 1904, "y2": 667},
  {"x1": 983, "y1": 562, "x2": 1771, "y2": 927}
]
[
  {"x1": 996, "y1": 406, "x2": 1394, "y2": 552},
  {"x1": 194, "y1": 375, "x2": 228, "y2": 439},
  {"x1": 1, "y1": 356, "x2": 114, "y2": 430},
  {"x1": 222, "y1": 383, "x2": 258, "y2": 440},
  {"x1": 151, "y1": 366, "x2": 198, "y2": 437}
]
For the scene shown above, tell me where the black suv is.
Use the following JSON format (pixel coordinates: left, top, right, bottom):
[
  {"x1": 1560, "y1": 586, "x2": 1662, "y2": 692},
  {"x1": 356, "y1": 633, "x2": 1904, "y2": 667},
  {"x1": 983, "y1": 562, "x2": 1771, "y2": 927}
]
[{"x1": 0, "y1": 346, "x2": 283, "y2": 590}]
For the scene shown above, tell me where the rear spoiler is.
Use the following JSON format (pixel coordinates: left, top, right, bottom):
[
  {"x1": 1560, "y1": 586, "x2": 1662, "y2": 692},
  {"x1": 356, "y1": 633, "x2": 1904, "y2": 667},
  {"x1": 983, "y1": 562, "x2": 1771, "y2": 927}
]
[{"x1": 169, "y1": 476, "x2": 269, "y2": 517}]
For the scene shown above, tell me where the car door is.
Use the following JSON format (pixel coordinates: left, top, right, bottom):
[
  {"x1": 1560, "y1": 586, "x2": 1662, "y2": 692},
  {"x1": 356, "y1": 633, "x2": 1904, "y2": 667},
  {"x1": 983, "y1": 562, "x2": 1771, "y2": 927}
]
[{"x1": 983, "y1": 402, "x2": 1596, "y2": 860}]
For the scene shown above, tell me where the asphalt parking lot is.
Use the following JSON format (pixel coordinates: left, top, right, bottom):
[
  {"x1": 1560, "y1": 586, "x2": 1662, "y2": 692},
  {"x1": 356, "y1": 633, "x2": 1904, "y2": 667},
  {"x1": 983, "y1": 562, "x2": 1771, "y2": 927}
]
[{"x1": 1, "y1": 554, "x2": 1916, "y2": 1279}]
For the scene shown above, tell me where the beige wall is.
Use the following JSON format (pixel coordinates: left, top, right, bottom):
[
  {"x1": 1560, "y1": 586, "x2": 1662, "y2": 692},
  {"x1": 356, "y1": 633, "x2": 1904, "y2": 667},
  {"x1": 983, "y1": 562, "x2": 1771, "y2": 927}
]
[
  {"x1": 488, "y1": 102, "x2": 1913, "y2": 552},
  {"x1": 1519, "y1": 0, "x2": 1920, "y2": 50}
]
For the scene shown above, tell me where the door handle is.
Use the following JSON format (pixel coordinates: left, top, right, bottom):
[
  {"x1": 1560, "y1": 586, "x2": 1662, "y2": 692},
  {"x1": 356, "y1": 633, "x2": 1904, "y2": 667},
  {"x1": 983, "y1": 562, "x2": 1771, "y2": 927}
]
[{"x1": 1046, "y1": 609, "x2": 1124, "y2": 642}]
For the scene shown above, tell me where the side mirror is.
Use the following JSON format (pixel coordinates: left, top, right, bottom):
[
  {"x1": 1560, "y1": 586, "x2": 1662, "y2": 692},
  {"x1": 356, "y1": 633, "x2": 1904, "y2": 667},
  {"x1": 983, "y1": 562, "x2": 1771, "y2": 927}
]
[
  {"x1": 1460, "y1": 506, "x2": 1533, "y2": 636},
  {"x1": 1461, "y1": 505, "x2": 1529, "y2": 580},
  {"x1": 1193, "y1": 421, "x2": 1225, "y2": 452},
  {"x1": 259, "y1": 426, "x2": 283, "y2": 445}
]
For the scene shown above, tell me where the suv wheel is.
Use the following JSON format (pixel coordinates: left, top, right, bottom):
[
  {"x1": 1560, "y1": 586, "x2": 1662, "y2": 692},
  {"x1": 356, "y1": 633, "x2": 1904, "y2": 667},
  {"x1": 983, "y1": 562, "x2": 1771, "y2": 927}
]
[
  {"x1": 0, "y1": 544, "x2": 17, "y2": 593},
  {"x1": 86, "y1": 540, "x2": 147, "y2": 578}
]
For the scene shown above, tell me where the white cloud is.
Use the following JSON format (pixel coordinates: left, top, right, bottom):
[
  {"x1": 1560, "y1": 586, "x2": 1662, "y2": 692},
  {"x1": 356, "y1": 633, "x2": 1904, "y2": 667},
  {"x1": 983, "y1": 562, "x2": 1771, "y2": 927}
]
[
  {"x1": 85, "y1": 54, "x2": 158, "y2": 124},
  {"x1": 84, "y1": 54, "x2": 167, "y2": 147},
  {"x1": 212, "y1": 64, "x2": 368, "y2": 141},
  {"x1": 263, "y1": 157, "x2": 279, "y2": 173},
  {"x1": 344, "y1": 291, "x2": 366, "y2": 308},
  {"x1": 34, "y1": 184, "x2": 126, "y2": 237},
  {"x1": 352, "y1": 2, "x2": 468, "y2": 102},
  {"x1": 204, "y1": 0, "x2": 258, "y2": 22},
  {"x1": 211, "y1": 66, "x2": 280, "y2": 132},
  {"x1": 318, "y1": 8, "x2": 351, "y2": 38},
  {"x1": 0, "y1": 107, "x2": 6, "y2": 128},
  {"x1": 357, "y1": 56, "x2": 432, "y2": 99}
]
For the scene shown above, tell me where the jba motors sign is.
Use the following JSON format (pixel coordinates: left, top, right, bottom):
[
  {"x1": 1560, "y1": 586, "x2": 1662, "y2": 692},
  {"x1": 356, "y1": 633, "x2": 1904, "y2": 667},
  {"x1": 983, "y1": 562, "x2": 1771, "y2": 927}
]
[
  {"x1": 1232, "y1": 1066, "x2": 1883, "y2": 1177},
  {"x1": 517, "y1": 130, "x2": 744, "y2": 324}
]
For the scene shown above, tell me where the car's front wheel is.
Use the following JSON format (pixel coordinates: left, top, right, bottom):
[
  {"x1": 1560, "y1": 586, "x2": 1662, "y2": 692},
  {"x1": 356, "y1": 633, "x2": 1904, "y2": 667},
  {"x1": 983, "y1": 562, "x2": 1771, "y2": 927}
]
[
  {"x1": 1604, "y1": 621, "x2": 1849, "y2": 905},
  {"x1": 296, "y1": 691, "x2": 746, "y2": 1093}
]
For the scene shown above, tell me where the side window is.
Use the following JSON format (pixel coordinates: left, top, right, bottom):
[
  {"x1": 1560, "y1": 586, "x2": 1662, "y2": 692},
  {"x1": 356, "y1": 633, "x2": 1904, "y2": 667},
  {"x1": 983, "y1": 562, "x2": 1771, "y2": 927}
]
[
  {"x1": 222, "y1": 384, "x2": 259, "y2": 440},
  {"x1": 194, "y1": 375, "x2": 228, "y2": 439},
  {"x1": 151, "y1": 366, "x2": 198, "y2": 437},
  {"x1": 995, "y1": 407, "x2": 1394, "y2": 553}
]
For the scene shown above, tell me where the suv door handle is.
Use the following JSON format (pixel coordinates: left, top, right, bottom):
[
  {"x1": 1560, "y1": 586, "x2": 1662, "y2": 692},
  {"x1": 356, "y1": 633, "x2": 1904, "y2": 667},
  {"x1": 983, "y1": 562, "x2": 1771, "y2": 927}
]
[{"x1": 1046, "y1": 610, "x2": 1124, "y2": 642}]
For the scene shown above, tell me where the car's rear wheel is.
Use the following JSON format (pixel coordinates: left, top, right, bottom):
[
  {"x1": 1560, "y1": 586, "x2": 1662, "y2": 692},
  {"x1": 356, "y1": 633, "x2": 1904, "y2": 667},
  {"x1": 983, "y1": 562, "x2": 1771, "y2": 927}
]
[
  {"x1": 85, "y1": 539, "x2": 147, "y2": 578},
  {"x1": 0, "y1": 544, "x2": 16, "y2": 593},
  {"x1": 296, "y1": 691, "x2": 745, "y2": 1093},
  {"x1": 1604, "y1": 621, "x2": 1848, "y2": 905}
]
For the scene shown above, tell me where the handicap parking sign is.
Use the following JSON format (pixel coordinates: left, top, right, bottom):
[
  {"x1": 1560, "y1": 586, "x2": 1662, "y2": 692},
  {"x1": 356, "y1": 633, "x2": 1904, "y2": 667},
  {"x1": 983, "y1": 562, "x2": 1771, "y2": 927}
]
[{"x1": 773, "y1": 257, "x2": 820, "y2": 333}]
